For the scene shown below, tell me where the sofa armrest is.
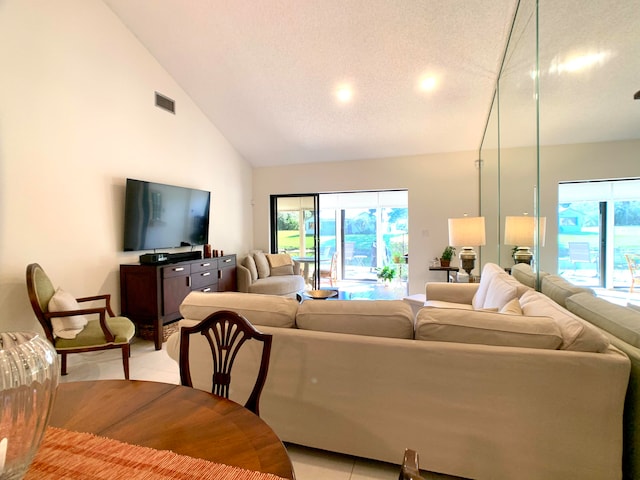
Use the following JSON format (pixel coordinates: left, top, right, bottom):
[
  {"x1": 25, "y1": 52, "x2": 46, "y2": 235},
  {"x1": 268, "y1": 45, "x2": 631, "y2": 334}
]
[
  {"x1": 237, "y1": 263, "x2": 252, "y2": 292},
  {"x1": 425, "y1": 282, "x2": 479, "y2": 305}
]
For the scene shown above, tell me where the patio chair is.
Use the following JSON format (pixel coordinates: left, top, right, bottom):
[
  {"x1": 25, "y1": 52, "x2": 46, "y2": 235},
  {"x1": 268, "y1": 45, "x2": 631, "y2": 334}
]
[{"x1": 625, "y1": 254, "x2": 640, "y2": 293}]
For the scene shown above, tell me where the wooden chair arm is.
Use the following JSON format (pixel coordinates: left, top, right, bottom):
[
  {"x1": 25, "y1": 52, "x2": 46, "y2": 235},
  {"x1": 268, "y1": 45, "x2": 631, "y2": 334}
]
[
  {"x1": 45, "y1": 307, "x2": 116, "y2": 342},
  {"x1": 76, "y1": 293, "x2": 115, "y2": 317}
]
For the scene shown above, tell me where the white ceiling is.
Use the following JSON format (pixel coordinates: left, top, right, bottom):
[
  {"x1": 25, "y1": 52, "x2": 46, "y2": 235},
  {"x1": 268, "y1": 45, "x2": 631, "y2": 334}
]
[{"x1": 103, "y1": 1, "x2": 639, "y2": 168}]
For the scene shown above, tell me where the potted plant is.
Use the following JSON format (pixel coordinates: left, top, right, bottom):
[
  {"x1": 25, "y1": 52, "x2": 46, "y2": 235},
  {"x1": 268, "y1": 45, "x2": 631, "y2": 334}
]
[
  {"x1": 440, "y1": 246, "x2": 456, "y2": 267},
  {"x1": 376, "y1": 265, "x2": 397, "y2": 284}
]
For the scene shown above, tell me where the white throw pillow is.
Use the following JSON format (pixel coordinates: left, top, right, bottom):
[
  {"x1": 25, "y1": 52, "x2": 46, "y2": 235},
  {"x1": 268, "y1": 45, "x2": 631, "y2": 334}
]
[
  {"x1": 48, "y1": 288, "x2": 88, "y2": 339},
  {"x1": 471, "y1": 263, "x2": 505, "y2": 309}
]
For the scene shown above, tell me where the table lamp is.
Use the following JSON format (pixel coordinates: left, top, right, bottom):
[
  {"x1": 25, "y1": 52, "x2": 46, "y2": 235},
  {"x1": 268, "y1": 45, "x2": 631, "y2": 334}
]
[
  {"x1": 448, "y1": 216, "x2": 486, "y2": 277},
  {"x1": 504, "y1": 215, "x2": 546, "y2": 265}
]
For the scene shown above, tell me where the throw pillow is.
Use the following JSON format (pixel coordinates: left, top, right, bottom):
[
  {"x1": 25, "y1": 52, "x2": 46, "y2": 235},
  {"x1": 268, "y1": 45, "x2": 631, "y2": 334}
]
[
  {"x1": 47, "y1": 288, "x2": 89, "y2": 339},
  {"x1": 253, "y1": 251, "x2": 271, "y2": 279},
  {"x1": 471, "y1": 263, "x2": 505, "y2": 309},
  {"x1": 482, "y1": 274, "x2": 518, "y2": 310},
  {"x1": 519, "y1": 290, "x2": 609, "y2": 352},
  {"x1": 266, "y1": 253, "x2": 295, "y2": 276},
  {"x1": 500, "y1": 298, "x2": 523, "y2": 315},
  {"x1": 242, "y1": 255, "x2": 259, "y2": 282}
]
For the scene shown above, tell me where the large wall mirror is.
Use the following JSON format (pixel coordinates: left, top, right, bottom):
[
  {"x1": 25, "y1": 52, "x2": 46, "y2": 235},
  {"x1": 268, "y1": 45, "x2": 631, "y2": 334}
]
[
  {"x1": 479, "y1": 0, "x2": 540, "y2": 276},
  {"x1": 479, "y1": 0, "x2": 639, "y2": 290}
]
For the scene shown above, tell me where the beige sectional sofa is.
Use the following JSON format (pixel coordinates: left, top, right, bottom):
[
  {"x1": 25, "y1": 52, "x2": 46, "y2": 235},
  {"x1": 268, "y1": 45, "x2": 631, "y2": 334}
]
[
  {"x1": 237, "y1": 251, "x2": 305, "y2": 297},
  {"x1": 510, "y1": 263, "x2": 640, "y2": 480},
  {"x1": 166, "y1": 281, "x2": 630, "y2": 480}
]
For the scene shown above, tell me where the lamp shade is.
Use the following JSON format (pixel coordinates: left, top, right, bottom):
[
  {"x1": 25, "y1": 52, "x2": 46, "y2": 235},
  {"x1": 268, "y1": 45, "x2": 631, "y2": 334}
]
[
  {"x1": 504, "y1": 216, "x2": 546, "y2": 247},
  {"x1": 448, "y1": 216, "x2": 486, "y2": 247}
]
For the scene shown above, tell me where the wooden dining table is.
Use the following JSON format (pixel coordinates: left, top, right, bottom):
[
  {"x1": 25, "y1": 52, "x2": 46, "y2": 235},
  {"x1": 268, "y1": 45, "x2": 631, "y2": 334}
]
[{"x1": 44, "y1": 380, "x2": 295, "y2": 479}]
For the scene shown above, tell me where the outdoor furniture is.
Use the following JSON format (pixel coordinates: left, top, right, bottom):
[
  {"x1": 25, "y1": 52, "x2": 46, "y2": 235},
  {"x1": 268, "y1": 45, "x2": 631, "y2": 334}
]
[{"x1": 625, "y1": 254, "x2": 640, "y2": 293}]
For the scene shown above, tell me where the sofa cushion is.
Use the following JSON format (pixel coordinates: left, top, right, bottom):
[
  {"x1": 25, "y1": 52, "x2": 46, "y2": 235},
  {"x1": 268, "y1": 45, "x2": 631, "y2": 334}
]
[
  {"x1": 253, "y1": 251, "x2": 271, "y2": 279},
  {"x1": 179, "y1": 291, "x2": 298, "y2": 328},
  {"x1": 296, "y1": 300, "x2": 414, "y2": 339},
  {"x1": 472, "y1": 263, "x2": 507, "y2": 309},
  {"x1": 541, "y1": 275, "x2": 594, "y2": 308},
  {"x1": 566, "y1": 292, "x2": 640, "y2": 349},
  {"x1": 519, "y1": 290, "x2": 609, "y2": 352},
  {"x1": 510, "y1": 263, "x2": 548, "y2": 289},
  {"x1": 242, "y1": 255, "x2": 259, "y2": 282},
  {"x1": 415, "y1": 308, "x2": 563, "y2": 349}
]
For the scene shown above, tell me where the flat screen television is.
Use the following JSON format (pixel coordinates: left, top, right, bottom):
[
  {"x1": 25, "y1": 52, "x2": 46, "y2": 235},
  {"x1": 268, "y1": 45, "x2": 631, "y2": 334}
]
[{"x1": 123, "y1": 178, "x2": 210, "y2": 252}]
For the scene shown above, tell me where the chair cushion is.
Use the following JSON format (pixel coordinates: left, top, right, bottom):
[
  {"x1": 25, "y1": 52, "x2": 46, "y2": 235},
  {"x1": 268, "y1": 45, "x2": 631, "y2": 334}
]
[
  {"x1": 296, "y1": 300, "x2": 414, "y2": 339},
  {"x1": 54, "y1": 316, "x2": 134, "y2": 349},
  {"x1": 47, "y1": 288, "x2": 88, "y2": 339},
  {"x1": 415, "y1": 307, "x2": 563, "y2": 349}
]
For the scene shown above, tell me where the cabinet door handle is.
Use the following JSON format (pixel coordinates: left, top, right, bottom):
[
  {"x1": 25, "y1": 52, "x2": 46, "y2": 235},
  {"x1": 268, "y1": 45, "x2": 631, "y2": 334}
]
[
  {"x1": 202, "y1": 287, "x2": 211, "y2": 292},
  {"x1": 201, "y1": 272, "x2": 211, "y2": 277},
  {"x1": 223, "y1": 259, "x2": 231, "y2": 263},
  {"x1": 201, "y1": 263, "x2": 211, "y2": 267},
  {"x1": 187, "y1": 276, "x2": 191, "y2": 287},
  {"x1": 174, "y1": 267, "x2": 185, "y2": 272}
]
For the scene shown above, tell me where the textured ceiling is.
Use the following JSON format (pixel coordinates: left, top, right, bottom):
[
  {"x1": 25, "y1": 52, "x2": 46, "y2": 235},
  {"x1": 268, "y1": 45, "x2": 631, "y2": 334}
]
[{"x1": 103, "y1": 0, "x2": 638, "y2": 167}]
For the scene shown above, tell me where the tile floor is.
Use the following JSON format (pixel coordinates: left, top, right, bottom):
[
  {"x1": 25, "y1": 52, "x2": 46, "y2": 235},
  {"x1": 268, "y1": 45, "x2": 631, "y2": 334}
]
[{"x1": 60, "y1": 337, "x2": 458, "y2": 480}]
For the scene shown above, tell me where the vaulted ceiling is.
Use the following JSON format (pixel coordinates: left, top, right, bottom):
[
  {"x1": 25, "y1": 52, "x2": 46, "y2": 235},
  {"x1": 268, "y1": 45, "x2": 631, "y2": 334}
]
[{"x1": 103, "y1": 1, "x2": 639, "y2": 167}]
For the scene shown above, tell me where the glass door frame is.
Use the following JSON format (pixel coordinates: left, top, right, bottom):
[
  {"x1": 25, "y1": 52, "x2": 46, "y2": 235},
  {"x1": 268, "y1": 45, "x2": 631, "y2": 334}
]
[{"x1": 270, "y1": 194, "x2": 320, "y2": 289}]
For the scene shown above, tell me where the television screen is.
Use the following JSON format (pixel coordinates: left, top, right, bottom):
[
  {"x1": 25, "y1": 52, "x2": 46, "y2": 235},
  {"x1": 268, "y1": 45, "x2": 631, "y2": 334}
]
[{"x1": 123, "y1": 178, "x2": 210, "y2": 251}]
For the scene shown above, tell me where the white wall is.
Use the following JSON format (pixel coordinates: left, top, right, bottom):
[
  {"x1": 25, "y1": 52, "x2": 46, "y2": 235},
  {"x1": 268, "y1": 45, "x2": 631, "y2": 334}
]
[
  {"x1": 252, "y1": 152, "x2": 480, "y2": 295},
  {"x1": 0, "y1": 0, "x2": 253, "y2": 333}
]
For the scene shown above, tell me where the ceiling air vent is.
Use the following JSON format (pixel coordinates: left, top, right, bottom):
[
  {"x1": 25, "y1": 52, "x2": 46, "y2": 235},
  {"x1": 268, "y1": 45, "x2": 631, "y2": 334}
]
[{"x1": 155, "y1": 92, "x2": 175, "y2": 114}]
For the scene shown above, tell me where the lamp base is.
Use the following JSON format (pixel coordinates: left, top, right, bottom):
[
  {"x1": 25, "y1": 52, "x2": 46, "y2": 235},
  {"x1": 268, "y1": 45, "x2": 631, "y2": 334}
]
[
  {"x1": 513, "y1": 247, "x2": 533, "y2": 265},
  {"x1": 459, "y1": 247, "x2": 477, "y2": 277}
]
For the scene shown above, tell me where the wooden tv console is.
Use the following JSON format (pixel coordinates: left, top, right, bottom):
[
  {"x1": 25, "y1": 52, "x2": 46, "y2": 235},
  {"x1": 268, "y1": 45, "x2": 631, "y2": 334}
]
[{"x1": 120, "y1": 254, "x2": 237, "y2": 350}]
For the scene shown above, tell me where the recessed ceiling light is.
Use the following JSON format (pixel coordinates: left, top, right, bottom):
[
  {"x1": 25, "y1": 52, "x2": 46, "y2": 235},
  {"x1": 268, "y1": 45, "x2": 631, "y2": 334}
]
[
  {"x1": 336, "y1": 85, "x2": 353, "y2": 103},
  {"x1": 419, "y1": 76, "x2": 437, "y2": 91}
]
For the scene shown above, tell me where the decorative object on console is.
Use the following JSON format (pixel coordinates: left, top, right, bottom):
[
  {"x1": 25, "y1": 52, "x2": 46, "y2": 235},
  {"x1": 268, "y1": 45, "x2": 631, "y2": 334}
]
[
  {"x1": 0, "y1": 332, "x2": 58, "y2": 479},
  {"x1": 504, "y1": 215, "x2": 546, "y2": 265},
  {"x1": 439, "y1": 246, "x2": 456, "y2": 268},
  {"x1": 448, "y1": 216, "x2": 486, "y2": 276}
]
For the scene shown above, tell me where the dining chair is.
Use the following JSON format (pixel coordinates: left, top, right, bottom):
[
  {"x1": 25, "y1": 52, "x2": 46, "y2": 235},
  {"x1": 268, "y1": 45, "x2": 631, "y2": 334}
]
[
  {"x1": 625, "y1": 253, "x2": 640, "y2": 293},
  {"x1": 25, "y1": 263, "x2": 135, "y2": 379},
  {"x1": 399, "y1": 449, "x2": 425, "y2": 480},
  {"x1": 178, "y1": 309, "x2": 273, "y2": 416}
]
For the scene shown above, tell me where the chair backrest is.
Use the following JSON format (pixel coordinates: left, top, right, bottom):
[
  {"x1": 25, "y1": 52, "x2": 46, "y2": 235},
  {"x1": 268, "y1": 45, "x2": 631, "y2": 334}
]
[
  {"x1": 568, "y1": 242, "x2": 591, "y2": 263},
  {"x1": 399, "y1": 449, "x2": 425, "y2": 480},
  {"x1": 25, "y1": 263, "x2": 57, "y2": 343},
  {"x1": 179, "y1": 310, "x2": 272, "y2": 416},
  {"x1": 626, "y1": 254, "x2": 640, "y2": 275}
]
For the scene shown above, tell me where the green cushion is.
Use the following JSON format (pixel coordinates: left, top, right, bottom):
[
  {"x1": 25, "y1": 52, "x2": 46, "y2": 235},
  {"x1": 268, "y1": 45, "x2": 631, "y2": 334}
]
[{"x1": 54, "y1": 316, "x2": 135, "y2": 349}]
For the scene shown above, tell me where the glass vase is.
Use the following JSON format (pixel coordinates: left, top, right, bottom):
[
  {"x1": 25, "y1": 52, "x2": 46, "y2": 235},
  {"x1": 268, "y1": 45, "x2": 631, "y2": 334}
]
[{"x1": 0, "y1": 332, "x2": 59, "y2": 480}]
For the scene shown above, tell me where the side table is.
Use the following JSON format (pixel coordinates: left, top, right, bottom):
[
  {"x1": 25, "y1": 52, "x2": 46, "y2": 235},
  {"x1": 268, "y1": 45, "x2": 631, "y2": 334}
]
[{"x1": 429, "y1": 266, "x2": 459, "y2": 283}]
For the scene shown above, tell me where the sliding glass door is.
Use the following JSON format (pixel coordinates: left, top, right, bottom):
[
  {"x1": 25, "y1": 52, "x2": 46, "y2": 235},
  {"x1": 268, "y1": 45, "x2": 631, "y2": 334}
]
[{"x1": 270, "y1": 194, "x2": 319, "y2": 289}]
